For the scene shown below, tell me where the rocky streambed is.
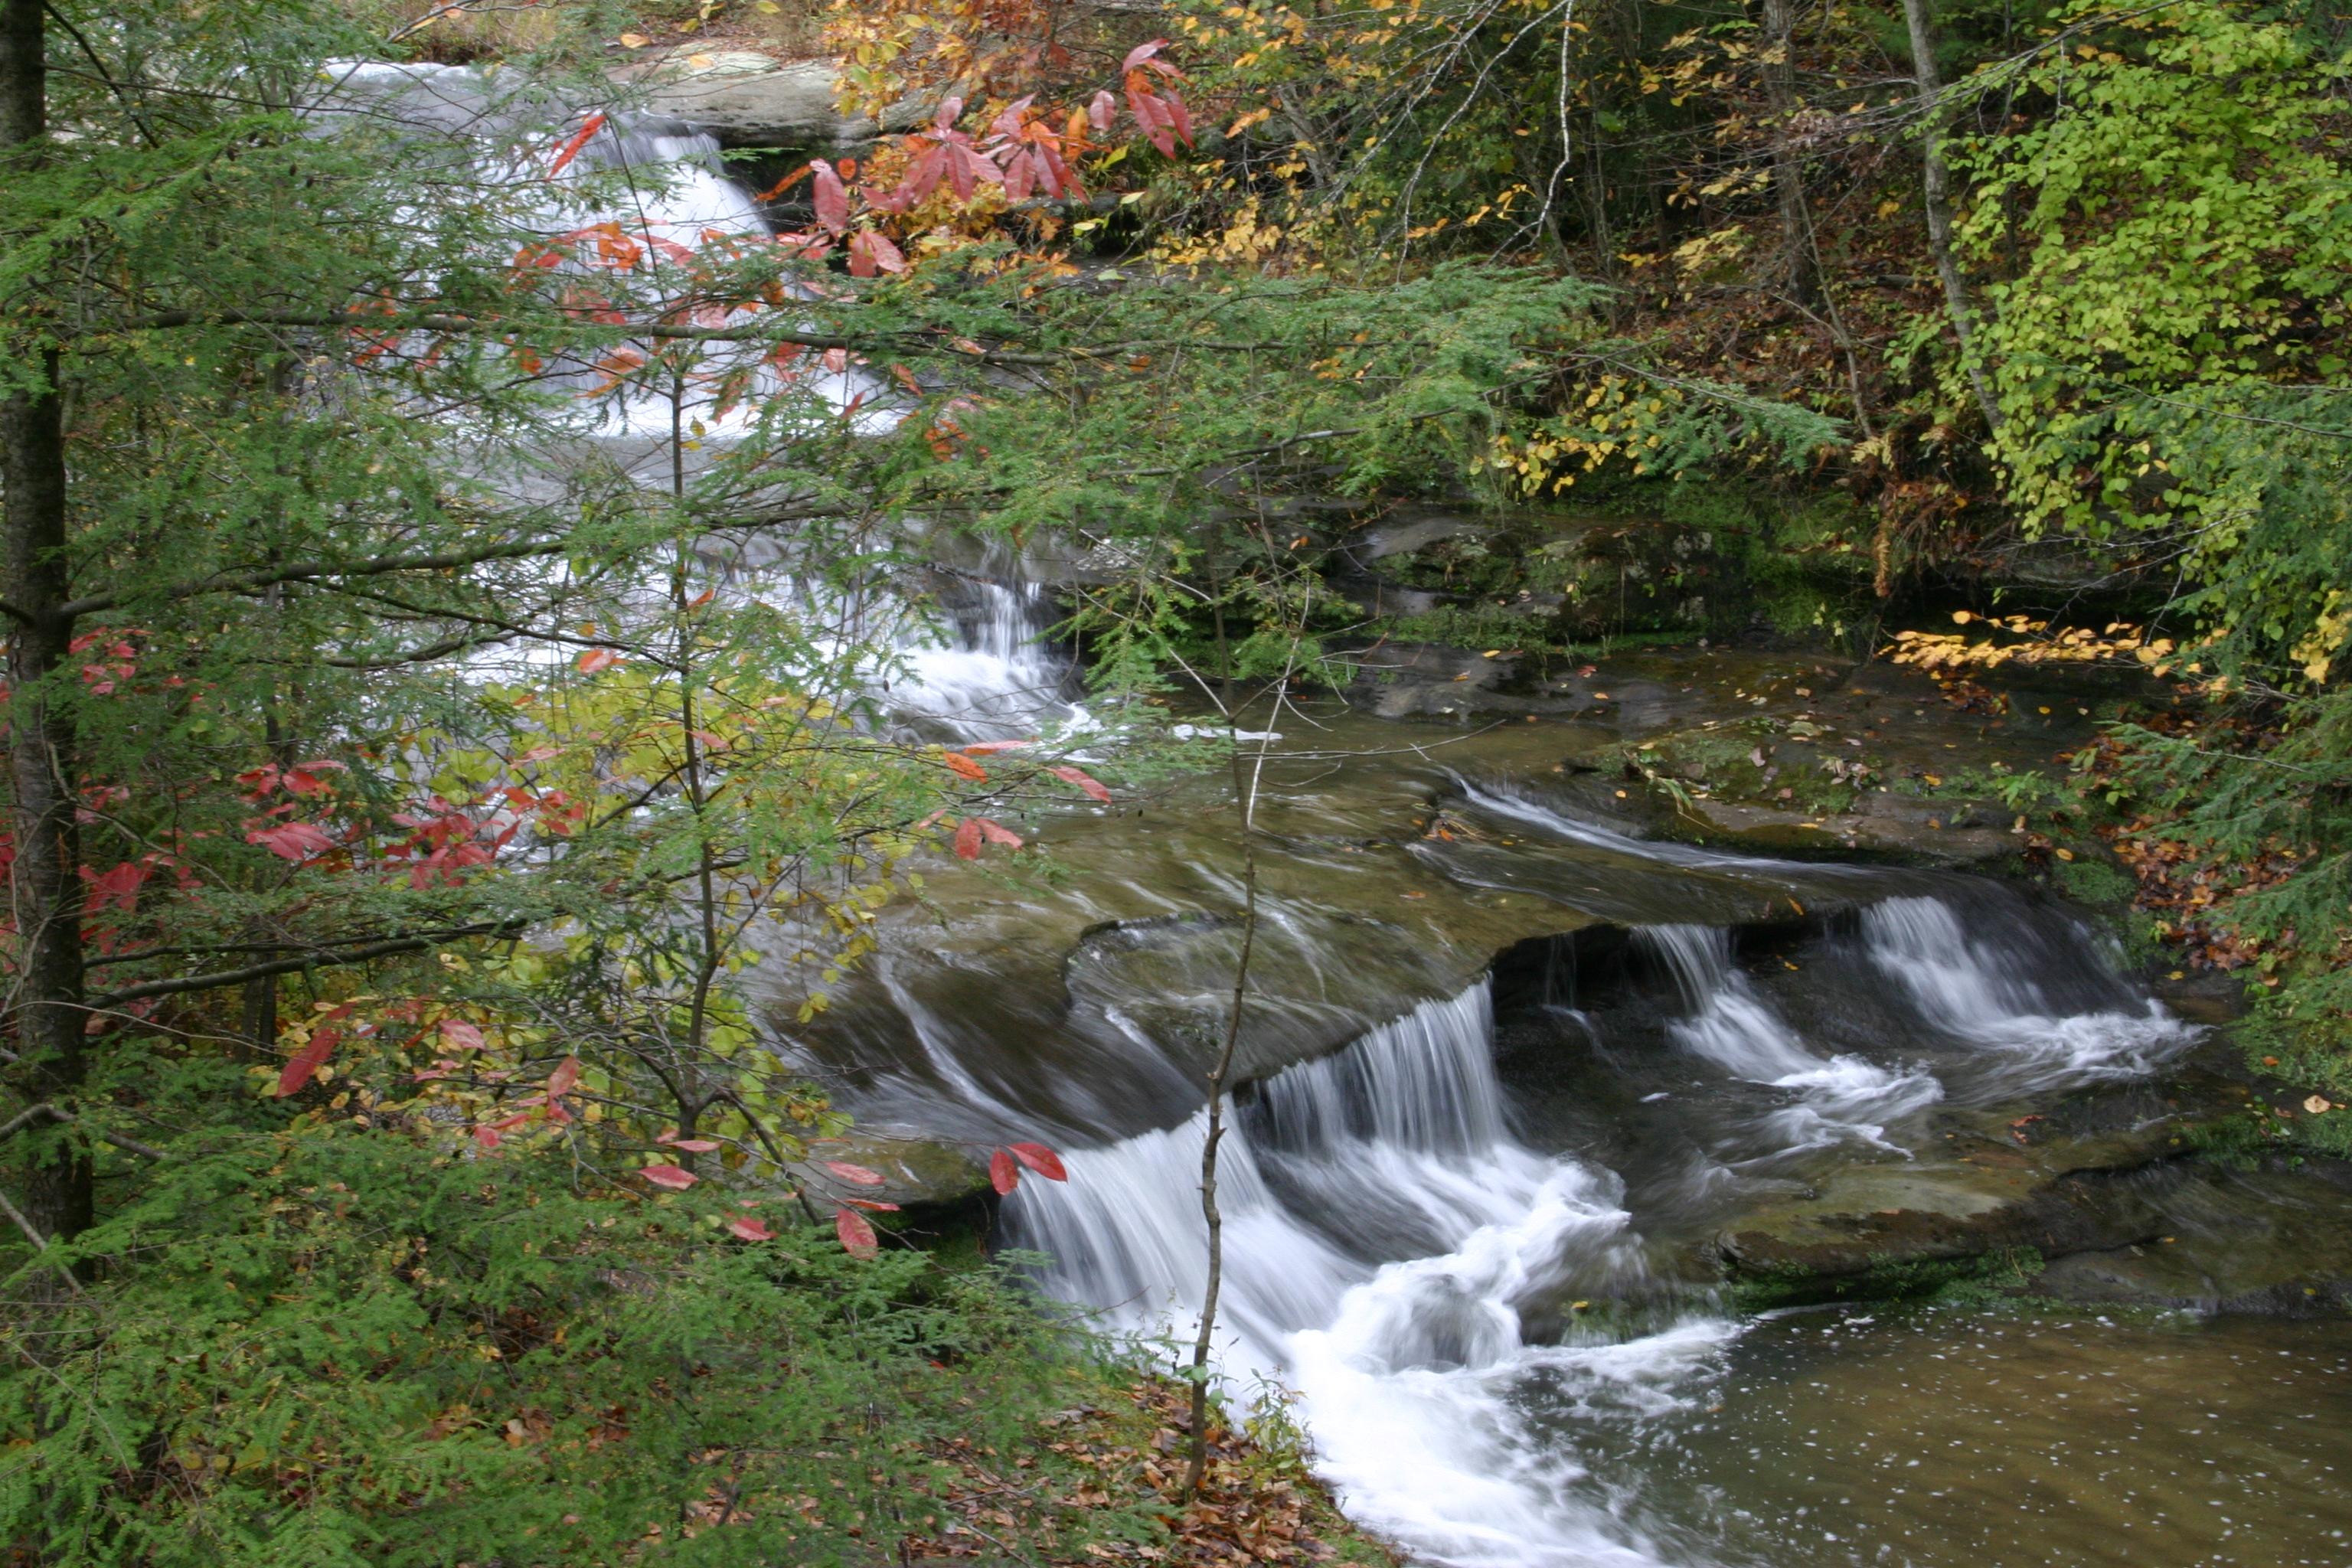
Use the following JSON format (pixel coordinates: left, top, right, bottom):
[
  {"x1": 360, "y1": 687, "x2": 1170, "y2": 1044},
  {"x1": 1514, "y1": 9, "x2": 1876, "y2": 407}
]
[{"x1": 779, "y1": 633, "x2": 2352, "y2": 1328}]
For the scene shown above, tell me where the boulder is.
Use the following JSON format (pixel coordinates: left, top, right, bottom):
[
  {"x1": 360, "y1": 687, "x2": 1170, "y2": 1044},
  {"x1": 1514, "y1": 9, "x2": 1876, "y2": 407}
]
[{"x1": 622, "y1": 52, "x2": 871, "y2": 153}]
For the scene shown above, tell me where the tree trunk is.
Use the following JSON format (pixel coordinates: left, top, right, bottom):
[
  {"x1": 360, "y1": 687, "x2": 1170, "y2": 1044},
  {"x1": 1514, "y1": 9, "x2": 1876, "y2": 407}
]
[
  {"x1": 1760, "y1": 0, "x2": 1820, "y2": 306},
  {"x1": 1900, "y1": 0, "x2": 2003, "y2": 433},
  {"x1": 2, "y1": 0, "x2": 93, "y2": 1252}
]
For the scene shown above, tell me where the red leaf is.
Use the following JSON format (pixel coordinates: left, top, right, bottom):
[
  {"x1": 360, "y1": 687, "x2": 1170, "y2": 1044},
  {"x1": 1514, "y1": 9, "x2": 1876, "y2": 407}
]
[
  {"x1": 248, "y1": 820, "x2": 338, "y2": 861},
  {"x1": 547, "y1": 1054, "x2": 581, "y2": 1096},
  {"x1": 1047, "y1": 765, "x2": 1112, "y2": 803},
  {"x1": 729, "y1": 1215, "x2": 776, "y2": 1241},
  {"x1": 962, "y1": 739, "x2": 1034, "y2": 753},
  {"x1": 835, "y1": 1206, "x2": 879, "y2": 1257},
  {"x1": 639, "y1": 1164, "x2": 697, "y2": 1190},
  {"x1": 905, "y1": 144, "x2": 947, "y2": 203},
  {"x1": 548, "y1": 113, "x2": 606, "y2": 176},
  {"x1": 973, "y1": 816, "x2": 1024, "y2": 849},
  {"x1": 820, "y1": 1159, "x2": 887, "y2": 1187},
  {"x1": 942, "y1": 751, "x2": 988, "y2": 782},
  {"x1": 946, "y1": 143, "x2": 1002, "y2": 201},
  {"x1": 1089, "y1": 90, "x2": 1116, "y2": 131},
  {"x1": 810, "y1": 159, "x2": 850, "y2": 234},
  {"x1": 664, "y1": 1138, "x2": 722, "y2": 1154},
  {"x1": 276, "y1": 1028, "x2": 339, "y2": 1097},
  {"x1": 990, "y1": 1147, "x2": 1019, "y2": 1194},
  {"x1": 953, "y1": 817, "x2": 982, "y2": 860},
  {"x1": 85, "y1": 861, "x2": 145, "y2": 915},
  {"x1": 441, "y1": 1018, "x2": 485, "y2": 1051},
  {"x1": 1008, "y1": 1142, "x2": 1067, "y2": 1181},
  {"x1": 934, "y1": 94, "x2": 965, "y2": 130},
  {"x1": 1123, "y1": 38, "x2": 1178, "y2": 74},
  {"x1": 475, "y1": 1124, "x2": 503, "y2": 1150},
  {"x1": 575, "y1": 647, "x2": 619, "y2": 674},
  {"x1": 848, "y1": 228, "x2": 906, "y2": 277},
  {"x1": 844, "y1": 1197, "x2": 900, "y2": 1211}
]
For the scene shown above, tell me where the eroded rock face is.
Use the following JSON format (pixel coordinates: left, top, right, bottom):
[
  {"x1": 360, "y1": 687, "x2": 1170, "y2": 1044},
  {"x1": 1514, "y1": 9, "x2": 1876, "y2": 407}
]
[{"x1": 621, "y1": 52, "x2": 871, "y2": 153}]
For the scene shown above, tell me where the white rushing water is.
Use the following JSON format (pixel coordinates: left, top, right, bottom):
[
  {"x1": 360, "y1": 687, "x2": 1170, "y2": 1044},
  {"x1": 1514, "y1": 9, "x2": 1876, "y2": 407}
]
[
  {"x1": 1860, "y1": 896, "x2": 2192, "y2": 1091},
  {"x1": 999, "y1": 889, "x2": 2201, "y2": 1567},
  {"x1": 1007, "y1": 984, "x2": 1726, "y2": 1568},
  {"x1": 1639, "y1": 923, "x2": 1943, "y2": 1155}
]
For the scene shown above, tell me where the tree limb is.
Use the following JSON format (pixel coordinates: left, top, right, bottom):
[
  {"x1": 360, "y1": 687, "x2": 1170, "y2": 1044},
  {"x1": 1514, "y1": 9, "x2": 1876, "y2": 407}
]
[{"x1": 88, "y1": 920, "x2": 527, "y2": 1008}]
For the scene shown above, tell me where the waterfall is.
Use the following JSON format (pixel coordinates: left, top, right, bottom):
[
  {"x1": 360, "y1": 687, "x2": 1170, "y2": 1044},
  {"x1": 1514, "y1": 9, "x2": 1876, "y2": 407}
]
[
  {"x1": 1638, "y1": 924, "x2": 1942, "y2": 1154},
  {"x1": 1005, "y1": 984, "x2": 1719, "y2": 1568},
  {"x1": 1860, "y1": 896, "x2": 2192, "y2": 1090},
  {"x1": 879, "y1": 572, "x2": 1083, "y2": 740}
]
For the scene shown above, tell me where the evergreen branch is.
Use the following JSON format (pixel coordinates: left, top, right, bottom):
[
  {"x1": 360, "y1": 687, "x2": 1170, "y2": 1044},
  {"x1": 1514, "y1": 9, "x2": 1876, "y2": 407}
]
[
  {"x1": 87, "y1": 920, "x2": 528, "y2": 1008},
  {"x1": 0, "y1": 1102, "x2": 165, "y2": 1161}
]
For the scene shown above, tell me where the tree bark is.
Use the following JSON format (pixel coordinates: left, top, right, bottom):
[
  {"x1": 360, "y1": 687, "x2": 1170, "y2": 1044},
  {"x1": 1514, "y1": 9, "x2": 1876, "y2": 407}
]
[
  {"x1": 2, "y1": 0, "x2": 93, "y2": 1250},
  {"x1": 1901, "y1": 0, "x2": 2003, "y2": 433},
  {"x1": 1760, "y1": 0, "x2": 1820, "y2": 306}
]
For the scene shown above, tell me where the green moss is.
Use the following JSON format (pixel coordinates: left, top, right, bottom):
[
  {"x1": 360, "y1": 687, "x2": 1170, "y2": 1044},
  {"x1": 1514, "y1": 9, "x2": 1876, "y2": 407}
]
[{"x1": 1723, "y1": 1248, "x2": 2048, "y2": 1312}]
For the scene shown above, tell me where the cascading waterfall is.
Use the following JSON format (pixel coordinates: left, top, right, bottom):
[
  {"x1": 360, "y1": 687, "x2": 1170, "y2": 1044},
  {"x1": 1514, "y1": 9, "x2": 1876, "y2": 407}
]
[
  {"x1": 1008, "y1": 984, "x2": 1716, "y2": 1567},
  {"x1": 880, "y1": 571, "x2": 1083, "y2": 739},
  {"x1": 996, "y1": 884, "x2": 2200, "y2": 1566},
  {"x1": 1860, "y1": 896, "x2": 2190, "y2": 1091},
  {"x1": 325, "y1": 64, "x2": 1075, "y2": 734},
  {"x1": 1638, "y1": 924, "x2": 1942, "y2": 1154}
]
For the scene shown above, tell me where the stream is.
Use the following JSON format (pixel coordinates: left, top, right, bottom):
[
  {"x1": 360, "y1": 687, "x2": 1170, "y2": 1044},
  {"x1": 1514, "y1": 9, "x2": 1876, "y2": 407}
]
[
  {"x1": 801, "y1": 577, "x2": 2352, "y2": 1568},
  {"x1": 361, "y1": 81, "x2": 2352, "y2": 1566}
]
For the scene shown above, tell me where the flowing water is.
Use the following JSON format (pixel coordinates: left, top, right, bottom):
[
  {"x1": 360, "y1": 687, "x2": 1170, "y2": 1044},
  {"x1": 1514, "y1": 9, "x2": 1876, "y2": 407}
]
[
  {"x1": 368, "y1": 84, "x2": 2352, "y2": 1566},
  {"x1": 835, "y1": 585, "x2": 2352, "y2": 1568}
]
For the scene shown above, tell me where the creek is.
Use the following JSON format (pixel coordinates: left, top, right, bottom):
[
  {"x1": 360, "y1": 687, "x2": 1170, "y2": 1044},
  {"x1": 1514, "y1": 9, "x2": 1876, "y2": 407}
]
[
  {"x1": 360, "y1": 82, "x2": 2352, "y2": 1566},
  {"x1": 799, "y1": 576, "x2": 2352, "y2": 1568}
]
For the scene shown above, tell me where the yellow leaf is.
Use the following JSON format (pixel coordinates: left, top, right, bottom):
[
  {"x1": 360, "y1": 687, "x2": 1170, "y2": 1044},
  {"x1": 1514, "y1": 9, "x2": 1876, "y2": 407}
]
[{"x1": 618, "y1": 31, "x2": 649, "y2": 47}]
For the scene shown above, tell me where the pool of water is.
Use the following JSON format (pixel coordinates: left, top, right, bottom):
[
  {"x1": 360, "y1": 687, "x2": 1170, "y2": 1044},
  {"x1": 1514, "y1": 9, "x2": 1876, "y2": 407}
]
[{"x1": 1554, "y1": 1305, "x2": 2352, "y2": 1568}]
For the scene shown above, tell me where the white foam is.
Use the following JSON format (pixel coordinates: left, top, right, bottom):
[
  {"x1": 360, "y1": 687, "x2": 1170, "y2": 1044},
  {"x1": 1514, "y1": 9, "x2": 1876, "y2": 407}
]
[
  {"x1": 1007, "y1": 985, "x2": 1722, "y2": 1567},
  {"x1": 1862, "y1": 896, "x2": 2193, "y2": 1087}
]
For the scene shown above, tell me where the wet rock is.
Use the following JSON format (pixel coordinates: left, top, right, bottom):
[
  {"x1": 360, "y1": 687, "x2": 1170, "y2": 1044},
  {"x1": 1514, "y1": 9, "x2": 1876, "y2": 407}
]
[
  {"x1": 1666, "y1": 795, "x2": 2019, "y2": 867},
  {"x1": 2029, "y1": 1163, "x2": 2352, "y2": 1315},
  {"x1": 622, "y1": 52, "x2": 874, "y2": 153}
]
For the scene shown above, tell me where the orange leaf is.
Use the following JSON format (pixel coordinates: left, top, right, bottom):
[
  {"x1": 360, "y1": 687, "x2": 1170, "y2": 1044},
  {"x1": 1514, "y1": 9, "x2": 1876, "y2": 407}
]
[
  {"x1": 546, "y1": 1055, "x2": 581, "y2": 1097},
  {"x1": 548, "y1": 113, "x2": 606, "y2": 177},
  {"x1": 576, "y1": 648, "x2": 619, "y2": 674},
  {"x1": 942, "y1": 751, "x2": 988, "y2": 782}
]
